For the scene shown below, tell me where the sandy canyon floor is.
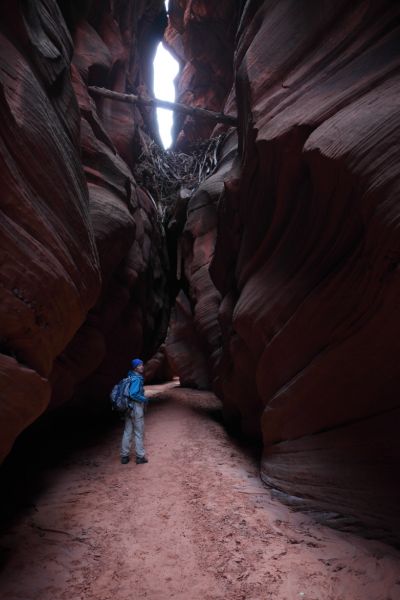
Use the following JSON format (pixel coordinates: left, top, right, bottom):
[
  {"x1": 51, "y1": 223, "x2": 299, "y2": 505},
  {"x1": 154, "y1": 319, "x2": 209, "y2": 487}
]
[{"x1": 0, "y1": 383, "x2": 399, "y2": 600}]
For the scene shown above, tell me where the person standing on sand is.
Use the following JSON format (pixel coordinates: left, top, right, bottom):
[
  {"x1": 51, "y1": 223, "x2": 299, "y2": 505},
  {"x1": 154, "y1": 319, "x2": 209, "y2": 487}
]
[{"x1": 120, "y1": 358, "x2": 148, "y2": 465}]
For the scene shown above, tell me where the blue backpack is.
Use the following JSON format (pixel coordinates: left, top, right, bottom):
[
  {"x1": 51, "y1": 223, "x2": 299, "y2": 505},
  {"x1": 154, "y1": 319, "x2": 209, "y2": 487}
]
[{"x1": 110, "y1": 376, "x2": 132, "y2": 412}]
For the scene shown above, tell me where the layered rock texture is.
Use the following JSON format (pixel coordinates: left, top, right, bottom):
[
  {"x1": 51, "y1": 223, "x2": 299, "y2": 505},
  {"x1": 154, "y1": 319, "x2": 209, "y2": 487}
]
[
  {"x1": 164, "y1": 0, "x2": 240, "y2": 147},
  {"x1": 0, "y1": 0, "x2": 169, "y2": 461},
  {"x1": 1, "y1": 0, "x2": 399, "y2": 546},
  {"x1": 170, "y1": 0, "x2": 400, "y2": 543},
  {"x1": 166, "y1": 131, "x2": 238, "y2": 390}
]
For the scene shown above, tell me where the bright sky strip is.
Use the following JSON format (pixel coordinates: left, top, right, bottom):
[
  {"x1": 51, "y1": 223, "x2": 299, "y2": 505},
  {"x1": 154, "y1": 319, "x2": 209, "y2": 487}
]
[
  {"x1": 153, "y1": 1, "x2": 179, "y2": 148},
  {"x1": 153, "y1": 41, "x2": 179, "y2": 149}
]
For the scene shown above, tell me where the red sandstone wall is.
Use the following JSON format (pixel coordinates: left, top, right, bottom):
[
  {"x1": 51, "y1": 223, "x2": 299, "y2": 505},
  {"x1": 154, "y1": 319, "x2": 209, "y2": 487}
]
[
  {"x1": 169, "y1": 0, "x2": 400, "y2": 542},
  {"x1": 209, "y1": 0, "x2": 400, "y2": 542},
  {"x1": 164, "y1": 0, "x2": 239, "y2": 148},
  {"x1": 0, "y1": 0, "x2": 169, "y2": 460},
  {"x1": 166, "y1": 132, "x2": 238, "y2": 390},
  {"x1": 162, "y1": 0, "x2": 239, "y2": 389},
  {"x1": 2, "y1": 0, "x2": 400, "y2": 544}
]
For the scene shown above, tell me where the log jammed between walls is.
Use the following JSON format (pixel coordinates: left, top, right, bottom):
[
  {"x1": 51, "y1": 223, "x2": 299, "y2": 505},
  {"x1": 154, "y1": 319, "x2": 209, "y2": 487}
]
[{"x1": 88, "y1": 86, "x2": 238, "y2": 127}]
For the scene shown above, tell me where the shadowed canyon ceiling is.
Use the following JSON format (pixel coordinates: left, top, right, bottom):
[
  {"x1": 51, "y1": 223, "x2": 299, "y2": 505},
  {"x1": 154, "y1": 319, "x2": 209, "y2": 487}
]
[{"x1": 0, "y1": 0, "x2": 399, "y2": 545}]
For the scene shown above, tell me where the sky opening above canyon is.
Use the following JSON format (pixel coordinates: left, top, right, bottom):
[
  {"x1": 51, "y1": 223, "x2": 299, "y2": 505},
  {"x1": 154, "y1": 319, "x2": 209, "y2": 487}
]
[{"x1": 153, "y1": 2, "x2": 179, "y2": 149}]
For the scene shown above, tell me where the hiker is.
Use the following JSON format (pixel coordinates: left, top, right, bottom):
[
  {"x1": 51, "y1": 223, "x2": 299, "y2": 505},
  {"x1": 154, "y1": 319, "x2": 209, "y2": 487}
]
[{"x1": 120, "y1": 358, "x2": 148, "y2": 465}]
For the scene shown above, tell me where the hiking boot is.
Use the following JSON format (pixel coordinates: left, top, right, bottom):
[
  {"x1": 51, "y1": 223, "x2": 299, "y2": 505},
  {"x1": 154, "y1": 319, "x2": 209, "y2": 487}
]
[
  {"x1": 120, "y1": 456, "x2": 130, "y2": 464},
  {"x1": 136, "y1": 456, "x2": 148, "y2": 464}
]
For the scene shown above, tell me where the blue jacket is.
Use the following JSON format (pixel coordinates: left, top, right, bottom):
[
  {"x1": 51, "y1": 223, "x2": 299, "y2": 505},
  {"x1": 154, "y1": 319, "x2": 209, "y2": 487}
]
[{"x1": 127, "y1": 371, "x2": 147, "y2": 404}]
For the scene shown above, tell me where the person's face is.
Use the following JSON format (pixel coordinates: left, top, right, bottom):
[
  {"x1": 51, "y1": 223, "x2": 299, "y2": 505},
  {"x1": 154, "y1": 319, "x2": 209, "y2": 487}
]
[{"x1": 136, "y1": 364, "x2": 144, "y2": 374}]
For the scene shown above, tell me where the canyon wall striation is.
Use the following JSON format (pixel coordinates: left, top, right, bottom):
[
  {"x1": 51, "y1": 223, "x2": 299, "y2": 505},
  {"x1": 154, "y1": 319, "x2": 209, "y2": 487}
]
[
  {"x1": 164, "y1": 0, "x2": 240, "y2": 148},
  {"x1": 1, "y1": 0, "x2": 399, "y2": 545},
  {"x1": 171, "y1": 0, "x2": 400, "y2": 543},
  {"x1": 0, "y1": 0, "x2": 169, "y2": 461}
]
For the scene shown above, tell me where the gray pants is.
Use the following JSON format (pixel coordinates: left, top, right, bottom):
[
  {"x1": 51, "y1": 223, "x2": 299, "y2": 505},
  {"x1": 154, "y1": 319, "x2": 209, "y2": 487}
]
[{"x1": 120, "y1": 402, "x2": 145, "y2": 459}]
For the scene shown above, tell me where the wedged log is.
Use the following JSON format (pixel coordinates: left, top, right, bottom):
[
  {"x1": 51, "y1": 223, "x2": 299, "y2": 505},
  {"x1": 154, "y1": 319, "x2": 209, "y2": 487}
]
[
  {"x1": 88, "y1": 86, "x2": 238, "y2": 126},
  {"x1": 208, "y1": 0, "x2": 400, "y2": 541}
]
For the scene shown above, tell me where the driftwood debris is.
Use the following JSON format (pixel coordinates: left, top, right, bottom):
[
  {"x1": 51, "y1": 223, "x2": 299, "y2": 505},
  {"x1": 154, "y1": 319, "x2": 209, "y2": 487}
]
[
  {"x1": 88, "y1": 86, "x2": 238, "y2": 127},
  {"x1": 133, "y1": 135, "x2": 225, "y2": 217}
]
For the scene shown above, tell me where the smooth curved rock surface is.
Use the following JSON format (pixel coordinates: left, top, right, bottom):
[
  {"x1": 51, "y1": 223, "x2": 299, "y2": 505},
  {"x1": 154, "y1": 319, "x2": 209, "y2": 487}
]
[
  {"x1": 0, "y1": 1, "x2": 101, "y2": 460},
  {"x1": 0, "y1": 0, "x2": 170, "y2": 460},
  {"x1": 208, "y1": 0, "x2": 400, "y2": 541},
  {"x1": 166, "y1": 290, "x2": 210, "y2": 389},
  {"x1": 71, "y1": 0, "x2": 165, "y2": 165},
  {"x1": 52, "y1": 0, "x2": 170, "y2": 410},
  {"x1": 2, "y1": 0, "x2": 400, "y2": 547},
  {"x1": 144, "y1": 344, "x2": 174, "y2": 383},
  {"x1": 165, "y1": 131, "x2": 238, "y2": 391},
  {"x1": 0, "y1": 356, "x2": 51, "y2": 461},
  {"x1": 167, "y1": 0, "x2": 400, "y2": 542},
  {"x1": 165, "y1": 0, "x2": 239, "y2": 148}
]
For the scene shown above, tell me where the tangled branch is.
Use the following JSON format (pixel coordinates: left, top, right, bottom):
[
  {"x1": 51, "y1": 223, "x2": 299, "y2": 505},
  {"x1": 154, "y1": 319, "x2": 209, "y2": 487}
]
[{"x1": 133, "y1": 135, "x2": 225, "y2": 223}]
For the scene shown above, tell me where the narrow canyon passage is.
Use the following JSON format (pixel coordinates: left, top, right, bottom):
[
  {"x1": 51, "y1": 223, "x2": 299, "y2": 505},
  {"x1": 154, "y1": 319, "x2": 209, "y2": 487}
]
[{"x1": 1, "y1": 384, "x2": 399, "y2": 600}]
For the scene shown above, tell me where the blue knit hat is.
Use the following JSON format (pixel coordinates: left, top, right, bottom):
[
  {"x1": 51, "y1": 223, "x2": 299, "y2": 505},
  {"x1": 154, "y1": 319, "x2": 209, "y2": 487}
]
[{"x1": 131, "y1": 358, "x2": 143, "y2": 369}]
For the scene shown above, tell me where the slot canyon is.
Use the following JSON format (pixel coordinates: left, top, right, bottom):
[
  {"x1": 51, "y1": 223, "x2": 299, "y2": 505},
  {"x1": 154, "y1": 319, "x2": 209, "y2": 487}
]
[{"x1": 0, "y1": 1, "x2": 400, "y2": 598}]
